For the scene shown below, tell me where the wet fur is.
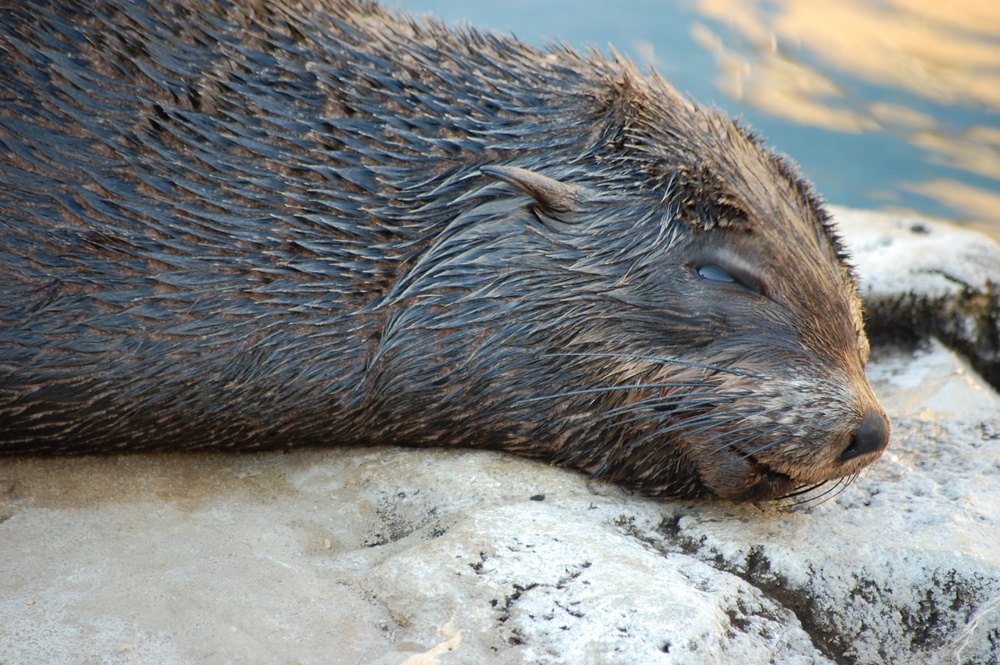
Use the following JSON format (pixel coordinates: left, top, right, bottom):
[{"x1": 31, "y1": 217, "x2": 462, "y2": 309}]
[{"x1": 0, "y1": 0, "x2": 888, "y2": 500}]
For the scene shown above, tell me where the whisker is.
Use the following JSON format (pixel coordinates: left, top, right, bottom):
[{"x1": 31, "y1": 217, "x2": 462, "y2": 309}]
[
  {"x1": 545, "y1": 352, "x2": 765, "y2": 379},
  {"x1": 782, "y1": 472, "x2": 858, "y2": 507},
  {"x1": 596, "y1": 390, "x2": 753, "y2": 421},
  {"x1": 643, "y1": 410, "x2": 762, "y2": 441},
  {"x1": 618, "y1": 407, "x2": 767, "y2": 458},
  {"x1": 696, "y1": 422, "x2": 785, "y2": 462},
  {"x1": 781, "y1": 481, "x2": 830, "y2": 505},
  {"x1": 739, "y1": 435, "x2": 794, "y2": 461},
  {"x1": 700, "y1": 419, "x2": 778, "y2": 446},
  {"x1": 584, "y1": 404, "x2": 769, "y2": 478},
  {"x1": 521, "y1": 382, "x2": 722, "y2": 403},
  {"x1": 605, "y1": 403, "x2": 749, "y2": 431}
]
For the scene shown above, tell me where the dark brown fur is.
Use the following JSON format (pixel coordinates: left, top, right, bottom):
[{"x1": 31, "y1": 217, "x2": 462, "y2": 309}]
[{"x1": 0, "y1": 0, "x2": 889, "y2": 500}]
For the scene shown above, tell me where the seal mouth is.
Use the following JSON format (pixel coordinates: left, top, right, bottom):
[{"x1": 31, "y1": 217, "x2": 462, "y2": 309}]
[
  {"x1": 735, "y1": 457, "x2": 798, "y2": 502},
  {"x1": 715, "y1": 410, "x2": 889, "y2": 502},
  {"x1": 698, "y1": 443, "x2": 799, "y2": 502},
  {"x1": 736, "y1": 449, "x2": 872, "y2": 503}
]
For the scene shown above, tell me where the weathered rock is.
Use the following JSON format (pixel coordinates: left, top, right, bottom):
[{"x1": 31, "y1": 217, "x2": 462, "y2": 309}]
[
  {"x1": 2, "y1": 210, "x2": 1000, "y2": 664},
  {"x1": 0, "y1": 448, "x2": 836, "y2": 664},
  {"x1": 835, "y1": 206, "x2": 1000, "y2": 389},
  {"x1": 361, "y1": 502, "x2": 832, "y2": 665}
]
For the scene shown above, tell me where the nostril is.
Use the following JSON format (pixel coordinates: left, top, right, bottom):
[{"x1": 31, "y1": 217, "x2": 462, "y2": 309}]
[{"x1": 840, "y1": 412, "x2": 890, "y2": 463}]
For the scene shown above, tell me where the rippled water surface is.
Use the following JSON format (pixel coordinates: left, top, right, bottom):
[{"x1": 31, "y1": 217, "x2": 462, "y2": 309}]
[{"x1": 393, "y1": 0, "x2": 1000, "y2": 240}]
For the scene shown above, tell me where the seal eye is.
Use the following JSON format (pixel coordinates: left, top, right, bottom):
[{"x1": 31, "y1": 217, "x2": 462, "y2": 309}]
[
  {"x1": 695, "y1": 262, "x2": 764, "y2": 295},
  {"x1": 697, "y1": 264, "x2": 736, "y2": 283}
]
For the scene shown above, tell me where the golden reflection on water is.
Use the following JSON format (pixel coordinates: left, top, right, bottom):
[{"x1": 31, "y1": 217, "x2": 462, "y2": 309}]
[{"x1": 692, "y1": 0, "x2": 1000, "y2": 236}]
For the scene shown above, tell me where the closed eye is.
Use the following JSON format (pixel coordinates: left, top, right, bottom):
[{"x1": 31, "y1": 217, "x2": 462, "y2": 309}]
[
  {"x1": 694, "y1": 261, "x2": 765, "y2": 296},
  {"x1": 697, "y1": 264, "x2": 735, "y2": 283}
]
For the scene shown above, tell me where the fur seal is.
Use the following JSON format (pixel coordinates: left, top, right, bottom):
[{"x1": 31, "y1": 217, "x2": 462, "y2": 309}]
[{"x1": 0, "y1": 0, "x2": 889, "y2": 500}]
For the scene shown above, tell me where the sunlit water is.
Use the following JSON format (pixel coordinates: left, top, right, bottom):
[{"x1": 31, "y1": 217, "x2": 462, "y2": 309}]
[{"x1": 393, "y1": 0, "x2": 1000, "y2": 240}]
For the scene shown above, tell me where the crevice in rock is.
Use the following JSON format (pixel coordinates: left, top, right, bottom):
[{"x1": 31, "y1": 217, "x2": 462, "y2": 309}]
[
  {"x1": 363, "y1": 488, "x2": 447, "y2": 547},
  {"x1": 730, "y1": 549, "x2": 855, "y2": 665},
  {"x1": 651, "y1": 518, "x2": 851, "y2": 664},
  {"x1": 648, "y1": 518, "x2": 850, "y2": 662},
  {"x1": 482, "y1": 556, "x2": 595, "y2": 649},
  {"x1": 658, "y1": 526, "x2": 998, "y2": 665},
  {"x1": 865, "y1": 283, "x2": 1000, "y2": 390},
  {"x1": 612, "y1": 513, "x2": 663, "y2": 549}
]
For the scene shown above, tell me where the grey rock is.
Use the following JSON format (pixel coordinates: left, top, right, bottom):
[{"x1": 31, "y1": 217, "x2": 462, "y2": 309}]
[
  {"x1": 362, "y1": 503, "x2": 831, "y2": 664},
  {"x1": 0, "y1": 451, "x2": 835, "y2": 664},
  {"x1": 835, "y1": 206, "x2": 1000, "y2": 388}
]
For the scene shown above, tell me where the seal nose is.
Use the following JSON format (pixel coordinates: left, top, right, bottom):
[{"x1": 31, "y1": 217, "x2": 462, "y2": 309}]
[{"x1": 839, "y1": 412, "x2": 890, "y2": 463}]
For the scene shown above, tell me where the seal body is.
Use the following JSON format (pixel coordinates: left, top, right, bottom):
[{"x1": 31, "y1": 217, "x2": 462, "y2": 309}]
[{"x1": 0, "y1": 0, "x2": 889, "y2": 500}]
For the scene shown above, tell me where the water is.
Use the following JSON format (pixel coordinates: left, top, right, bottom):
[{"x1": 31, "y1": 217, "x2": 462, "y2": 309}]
[{"x1": 391, "y1": 0, "x2": 1000, "y2": 240}]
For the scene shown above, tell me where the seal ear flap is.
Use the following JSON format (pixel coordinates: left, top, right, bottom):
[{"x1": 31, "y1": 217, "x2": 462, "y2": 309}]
[{"x1": 480, "y1": 165, "x2": 580, "y2": 215}]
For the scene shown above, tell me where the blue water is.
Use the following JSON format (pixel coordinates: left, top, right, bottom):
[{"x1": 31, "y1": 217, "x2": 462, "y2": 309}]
[{"x1": 392, "y1": 0, "x2": 1000, "y2": 239}]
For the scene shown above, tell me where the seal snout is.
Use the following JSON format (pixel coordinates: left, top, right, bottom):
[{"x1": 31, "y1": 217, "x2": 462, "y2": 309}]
[{"x1": 838, "y1": 411, "x2": 890, "y2": 463}]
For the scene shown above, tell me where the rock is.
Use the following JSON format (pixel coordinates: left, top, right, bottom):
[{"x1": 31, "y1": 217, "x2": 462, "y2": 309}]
[
  {"x1": 362, "y1": 502, "x2": 831, "y2": 665},
  {"x1": 2, "y1": 210, "x2": 1000, "y2": 665},
  {"x1": 834, "y1": 206, "x2": 1000, "y2": 389},
  {"x1": 0, "y1": 449, "x2": 835, "y2": 664}
]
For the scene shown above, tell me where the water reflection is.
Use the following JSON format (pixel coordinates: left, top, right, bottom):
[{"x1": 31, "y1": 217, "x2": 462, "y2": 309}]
[{"x1": 693, "y1": 0, "x2": 1000, "y2": 237}]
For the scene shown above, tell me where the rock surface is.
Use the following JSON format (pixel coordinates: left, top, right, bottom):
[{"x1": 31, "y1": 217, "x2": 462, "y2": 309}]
[
  {"x1": 835, "y1": 206, "x2": 1000, "y2": 389},
  {"x1": 2, "y1": 210, "x2": 999, "y2": 665}
]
